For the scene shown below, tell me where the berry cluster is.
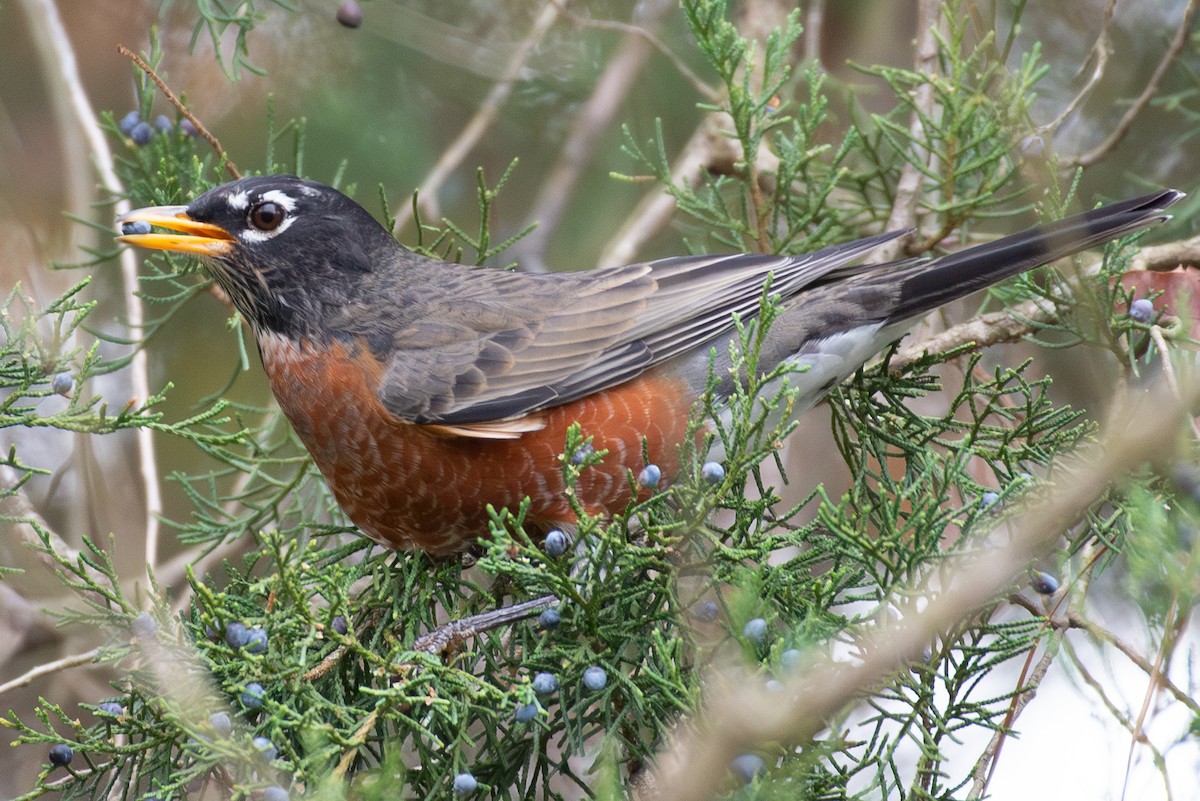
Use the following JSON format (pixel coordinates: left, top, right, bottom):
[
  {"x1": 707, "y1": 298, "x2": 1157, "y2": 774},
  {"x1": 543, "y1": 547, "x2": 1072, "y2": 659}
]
[{"x1": 118, "y1": 110, "x2": 196, "y2": 146}]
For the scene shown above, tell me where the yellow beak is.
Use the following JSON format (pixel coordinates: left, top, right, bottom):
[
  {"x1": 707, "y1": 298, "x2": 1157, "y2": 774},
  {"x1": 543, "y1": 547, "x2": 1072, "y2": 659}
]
[{"x1": 116, "y1": 205, "x2": 235, "y2": 256}]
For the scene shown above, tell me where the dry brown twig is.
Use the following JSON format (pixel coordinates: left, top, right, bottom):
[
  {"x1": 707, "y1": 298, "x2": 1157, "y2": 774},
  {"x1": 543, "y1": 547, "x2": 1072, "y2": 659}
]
[
  {"x1": 968, "y1": 628, "x2": 1062, "y2": 798},
  {"x1": 0, "y1": 648, "x2": 102, "y2": 699},
  {"x1": 876, "y1": 0, "x2": 942, "y2": 262},
  {"x1": 511, "y1": 0, "x2": 677, "y2": 273},
  {"x1": 389, "y1": 1, "x2": 561, "y2": 234},
  {"x1": 1035, "y1": 0, "x2": 1117, "y2": 137},
  {"x1": 1129, "y1": 235, "x2": 1200, "y2": 272},
  {"x1": 1059, "y1": 0, "x2": 1199, "y2": 170},
  {"x1": 116, "y1": 44, "x2": 241, "y2": 180},
  {"x1": 551, "y1": 1, "x2": 719, "y2": 101}
]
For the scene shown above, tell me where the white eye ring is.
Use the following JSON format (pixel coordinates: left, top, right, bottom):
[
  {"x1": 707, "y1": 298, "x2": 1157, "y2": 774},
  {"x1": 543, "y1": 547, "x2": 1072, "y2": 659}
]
[
  {"x1": 249, "y1": 201, "x2": 286, "y2": 231},
  {"x1": 238, "y1": 189, "x2": 298, "y2": 243}
]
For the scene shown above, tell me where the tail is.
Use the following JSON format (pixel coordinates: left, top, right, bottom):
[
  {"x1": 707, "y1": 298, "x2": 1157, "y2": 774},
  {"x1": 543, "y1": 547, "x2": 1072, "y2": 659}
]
[{"x1": 890, "y1": 189, "x2": 1183, "y2": 321}]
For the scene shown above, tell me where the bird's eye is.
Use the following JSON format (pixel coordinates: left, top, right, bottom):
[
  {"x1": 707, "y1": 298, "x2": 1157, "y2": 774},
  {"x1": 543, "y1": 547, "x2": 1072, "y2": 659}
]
[{"x1": 249, "y1": 201, "x2": 286, "y2": 231}]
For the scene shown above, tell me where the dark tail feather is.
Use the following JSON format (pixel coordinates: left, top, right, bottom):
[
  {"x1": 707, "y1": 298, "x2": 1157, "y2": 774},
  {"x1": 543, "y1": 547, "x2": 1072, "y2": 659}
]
[{"x1": 893, "y1": 189, "x2": 1183, "y2": 320}]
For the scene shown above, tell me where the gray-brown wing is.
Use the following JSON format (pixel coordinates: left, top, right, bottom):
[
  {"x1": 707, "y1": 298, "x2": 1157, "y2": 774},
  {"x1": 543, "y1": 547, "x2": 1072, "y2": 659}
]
[
  {"x1": 375, "y1": 264, "x2": 657, "y2": 424},
  {"x1": 377, "y1": 231, "x2": 906, "y2": 425}
]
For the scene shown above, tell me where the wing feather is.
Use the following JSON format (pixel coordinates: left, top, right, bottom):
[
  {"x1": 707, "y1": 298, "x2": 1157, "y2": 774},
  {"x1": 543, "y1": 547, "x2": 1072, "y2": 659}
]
[{"x1": 374, "y1": 231, "x2": 906, "y2": 426}]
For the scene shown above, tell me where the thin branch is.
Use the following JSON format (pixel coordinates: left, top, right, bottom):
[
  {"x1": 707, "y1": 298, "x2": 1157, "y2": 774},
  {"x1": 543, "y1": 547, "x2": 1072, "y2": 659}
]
[
  {"x1": 552, "y1": 1, "x2": 720, "y2": 101},
  {"x1": 1035, "y1": 0, "x2": 1116, "y2": 137},
  {"x1": 1122, "y1": 596, "x2": 1186, "y2": 801},
  {"x1": 1065, "y1": 637, "x2": 1176, "y2": 801},
  {"x1": 1067, "y1": 637, "x2": 1145, "y2": 735},
  {"x1": 1066, "y1": 612, "x2": 1200, "y2": 717},
  {"x1": 27, "y1": 0, "x2": 164, "y2": 578},
  {"x1": 117, "y1": 44, "x2": 241, "y2": 180},
  {"x1": 0, "y1": 648, "x2": 101, "y2": 698},
  {"x1": 511, "y1": 0, "x2": 677, "y2": 273},
  {"x1": 969, "y1": 628, "x2": 1063, "y2": 798},
  {"x1": 889, "y1": 297, "x2": 1056, "y2": 373},
  {"x1": 390, "y1": 0, "x2": 561, "y2": 234},
  {"x1": 1059, "y1": 0, "x2": 1198, "y2": 169},
  {"x1": 412, "y1": 594, "x2": 558, "y2": 655},
  {"x1": 1129, "y1": 235, "x2": 1200, "y2": 272},
  {"x1": 877, "y1": 0, "x2": 942, "y2": 262}
]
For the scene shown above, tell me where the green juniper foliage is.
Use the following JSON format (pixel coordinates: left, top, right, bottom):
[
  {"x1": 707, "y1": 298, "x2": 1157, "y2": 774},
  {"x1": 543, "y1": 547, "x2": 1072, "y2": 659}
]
[{"x1": 3, "y1": 1, "x2": 1197, "y2": 800}]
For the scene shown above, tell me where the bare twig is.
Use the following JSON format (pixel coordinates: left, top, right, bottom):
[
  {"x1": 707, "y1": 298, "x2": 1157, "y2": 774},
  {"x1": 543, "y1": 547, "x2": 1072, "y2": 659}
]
[
  {"x1": 1122, "y1": 596, "x2": 1186, "y2": 801},
  {"x1": 27, "y1": 0, "x2": 164, "y2": 578},
  {"x1": 0, "y1": 647, "x2": 101, "y2": 698},
  {"x1": 412, "y1": 594, "x2": 558, "y2": 655},
  {"x1": 390, "y1": 1, "x2": 561, "y2": 233},
  {"x1": 1059, "y1": 0, "x2": 1198, "y2": 169},
  {"x1": 116, "y1": 44, "x2": 241, "y2": 180},
  {"x1": 1065, "y1": 635, "x2": 1176, "y2": 801},
  {"x1": 1067, "y1": 639, "x2": 1146, "y2": 736},
  {"x1": 877, "y1": 0, "x2": 941, "y2": 262},
  {"x1": 974, "y1": 576, "x2": 1077, "y2": 795},
  {"x1": 552, "y1": 1, "x2": 719, "y2": 101},
  {"x1": 889, "y1": 297, "x2": 1056, "y2": 373},
  {"x1": 511, "y1": 0, "x2": 677, "y2": 273},
  {"x1": 1036, "y1": 0, "x2": 1116, "y2": 137},
  {"x1": 1129, "y1": 234, "x2": 1200, "y2": 272},
  {"x1": 969, "y1": 629, "x2": 1063, "y2": 798},
  {"x1": 1066, "y1": 610, "x2": 1200, "y2": 716}
]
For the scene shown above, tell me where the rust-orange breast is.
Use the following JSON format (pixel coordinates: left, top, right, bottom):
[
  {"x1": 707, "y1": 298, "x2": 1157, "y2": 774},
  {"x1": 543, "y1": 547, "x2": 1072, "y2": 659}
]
[{"x1": 258, "y1": 333, "x2": 695, "y2": 552}]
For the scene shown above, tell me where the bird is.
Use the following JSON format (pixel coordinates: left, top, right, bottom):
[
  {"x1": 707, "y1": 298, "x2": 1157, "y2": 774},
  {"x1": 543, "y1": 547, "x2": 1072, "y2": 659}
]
[{"x1": 116, "y1": 178, "x2": 1181, "y2": 553}]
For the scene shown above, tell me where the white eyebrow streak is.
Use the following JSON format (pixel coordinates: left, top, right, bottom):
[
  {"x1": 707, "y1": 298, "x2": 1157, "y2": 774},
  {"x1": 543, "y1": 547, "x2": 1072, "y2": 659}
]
[
  {"x1": 260, "y1": 189, "x2": 298, "y2": 212},
  {"x1": 226, "y1": 190, "x2": 250, "y2": 212}
]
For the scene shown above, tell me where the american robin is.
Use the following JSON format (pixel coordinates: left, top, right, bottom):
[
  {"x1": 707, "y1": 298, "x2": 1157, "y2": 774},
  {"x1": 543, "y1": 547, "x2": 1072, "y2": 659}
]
[{"x1": 116, "y1": 179, "x2": 1181, "y2": 553}]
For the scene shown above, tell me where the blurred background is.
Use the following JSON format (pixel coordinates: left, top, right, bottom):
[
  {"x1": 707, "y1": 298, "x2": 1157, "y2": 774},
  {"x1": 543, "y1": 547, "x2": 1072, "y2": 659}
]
[{"x1": 2, "y1": 0, "x2": 1198, "y2": 798}]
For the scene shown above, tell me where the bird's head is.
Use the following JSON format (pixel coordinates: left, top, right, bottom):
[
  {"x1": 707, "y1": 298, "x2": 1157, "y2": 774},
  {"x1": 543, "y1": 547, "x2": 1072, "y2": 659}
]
[{"x1": 117, "y1": 175, "x2": 398, "y2": 338}]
